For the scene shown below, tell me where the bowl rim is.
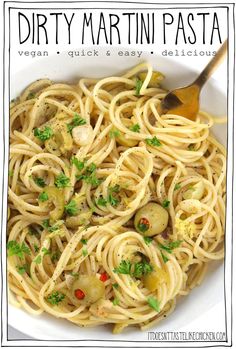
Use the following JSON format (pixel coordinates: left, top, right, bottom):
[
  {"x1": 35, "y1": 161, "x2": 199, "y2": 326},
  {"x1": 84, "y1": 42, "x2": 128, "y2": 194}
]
[{"x1": 8, "y1": 48, "x2": 227, "y2": 340}]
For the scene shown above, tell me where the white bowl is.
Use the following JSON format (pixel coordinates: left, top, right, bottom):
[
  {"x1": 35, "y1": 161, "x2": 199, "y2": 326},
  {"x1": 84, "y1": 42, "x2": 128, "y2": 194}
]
[{"x1": 9, "y1": 47, "x2": 226, "y2": 340}]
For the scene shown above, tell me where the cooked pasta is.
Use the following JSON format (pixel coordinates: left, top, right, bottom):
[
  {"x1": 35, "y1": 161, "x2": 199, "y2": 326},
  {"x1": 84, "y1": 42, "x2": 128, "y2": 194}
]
[{"x1": 8, "y1": 62, "x2": 226, "y2": 333}]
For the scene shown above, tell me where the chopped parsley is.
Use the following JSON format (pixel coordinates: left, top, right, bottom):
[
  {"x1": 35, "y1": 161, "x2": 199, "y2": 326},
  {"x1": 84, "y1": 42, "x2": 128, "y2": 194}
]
[
  {"x1": 81, "y1": 238, "x2": 88, "y2": 245},
  {"x1": 54, "y1": 173, "x2": 70, "y2": 188},
  {"x1": 51, "y1": 250, "x2": 61, "y2": 262},
  {"x1": 135, "y1": 78, "x2": 143, "y2": 96},
  {"x1": 47, "y1": 291, "x2": 65, "y2": 305},
  {"x1": 174, "y1": 183, "x2": 181, "y2": 191},
  {"x1": 84, "y1": 173, "x2": 101, "y2": 187},
  {"x1": 158, "y1": 240, "x2": 182, "y2": 254},
  {"x1": 34, "y1": 255, "x2": 42, "y2": 264},
  {"x1": 42, "y1": 247, "x2": 51, "y2": 256},
  {"x1": 34, "y1": 244, "x2": 39, "y2": 253},
  {"x1": 71, "y1": 157, "x2": 85, "y2": 171},
  {"x1": 34, "y1": 126, "x2": 53, "y2": 141},
  {"x1": 129, "y1": 124, "x2": 140, "y2": 133},
  {"x1": 112, "y1": 297, "x2": 120, "y2": 306},
  {"x1": 33, "y1": 176, "x2": 46, "y2": 188},
  {"x1": 109, "y1": 184, "x2": 120, "y2": 193},
  {"x1": 64, "y1": 200, "x2": 78, "y2": 216},
  {"x1": 143, "y1": 236, "x2": 153, "y2": 245},
  {"x1": 76, "y1": 163, "x2": 101, "y2": 187},
  {"x1": 7, "y1": 241, "x2": 31, "y2": 259},
  {"x1": 42, "y1": 219, "x2": 50, "y2": 229},
  {"x1": 67, "y1": 113, "x2": 86, "y2": 133},
  {"x1": 132, "y1": 262, "x2": 153, "y2": 278},
  {"x1": 82, "y1": 248, "x2": 88, "y2": 257},
  {"x1": 109, "y1": 129, "x2": 120, "y2": 138},
  {"x1": 112, "y1": 283, "x2": 119, "y2": 289},
  {"x1": 16, "y1": 264, "x2": 29, "y2": 275},
  {"x1": 147, "y1": 297, "x2": 160, "y2": 312},
  {"x1": 162, "y1": 199, "x2": 170, "y2": 208},
  {"x1": 160, "y1": 250, "x2": 169, "y2": 263},
  {"x1": 87, "y1": 163, "x2": 96, "y2": 172},
  {"x1": 38, "y1": 192, "x2": 48, "y2": 202},
  {"x1": 42, "y1": 220, "x2": 62, "y2": 233},
  {"x1": 168, "y1": 240, "x2": 183, "y2": 249},
  {"x1": 113, "y1": 260, "x2": 153, "y2": 278},
  {"x1": 97, "y1": 197, "x2": 107, "y2": 206},
  {"x1": 107, "y1": 193, "x2": 119, "y2": 206},
  {"x1": 113, "y1": 260, "x2": 132, "y2": 275},
  {"x1": 145, "y1": 136, "x2": 161, "y2": 147},
  {"x1": 107, "y1": 185, "x2": 120, "y2": 207}
]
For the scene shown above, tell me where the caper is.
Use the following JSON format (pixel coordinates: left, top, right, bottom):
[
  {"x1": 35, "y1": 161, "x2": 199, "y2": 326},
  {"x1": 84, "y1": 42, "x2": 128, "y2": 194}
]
[
  {"x1": 72, "y1": 275, "x2": 105, "y2": 304},
  {"x1": 134, "y1": 202, "x2": 169, "y2": 236}
]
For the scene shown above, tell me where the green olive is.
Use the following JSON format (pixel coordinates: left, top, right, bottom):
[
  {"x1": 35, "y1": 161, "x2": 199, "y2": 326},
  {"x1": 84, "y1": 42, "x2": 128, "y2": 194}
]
[
  {"x1": 134, "y1": 202, "x2": 169, "y2": 236},
  {"x1": 54, "y1": 123, "x2": 73, "y2": 154},
  {"x1": 45, "y1": 121, "x2": 73, "y2": 155},
  {"x1": 39, "y1": 186, "x2": 64, "y2": 224},
  {"x1": 45, "y1": 138, "x2": 61, "y2": 156},
  {"x1": 72, "y1": 275, "x2": 105, "y2": 304},
  {"x1": 73, "y1": 194, "x2": 88, "y2": 208},
  {"x1": 66, "y1": 211, "x2": 92, "y2": 228},
  {"x1": 65, "y1": 195, "x2": 92, "y2": 228},
  {"x1": 116, "y1": 133, "x2": 138, "y2": 147}
]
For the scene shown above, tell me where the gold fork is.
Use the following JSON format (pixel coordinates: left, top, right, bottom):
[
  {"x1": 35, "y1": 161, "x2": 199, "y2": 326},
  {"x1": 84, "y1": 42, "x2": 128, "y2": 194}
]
[{"x1": 160, "y1": 39, "x2": 228, "y2": 120}]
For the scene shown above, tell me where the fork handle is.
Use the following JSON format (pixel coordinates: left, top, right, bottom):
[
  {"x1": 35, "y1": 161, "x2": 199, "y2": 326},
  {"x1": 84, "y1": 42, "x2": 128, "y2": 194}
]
[{"x1": 194, "y1": 39, "x2": 228, "y2": 88}]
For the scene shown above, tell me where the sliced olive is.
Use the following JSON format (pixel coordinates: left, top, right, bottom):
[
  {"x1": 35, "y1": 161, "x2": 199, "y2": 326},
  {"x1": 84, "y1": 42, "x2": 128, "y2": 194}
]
[
  {"x1": 65, "y1": 195, "x2": 92, "y2": 228},
  {"x1": 54, "y1": 123, "x2": 73, "y2": 153},
  {"x1": 116, "y1": 133, "x2": 138, "y2": 147},
  {"x1": 138, "y1": 71, "x2": 165, "y2": 87},
  {"x1": 39, "y1": 186, "x2": 64, "y2": 224},
  {"x1": 143, "y1": 267, "x2": 168, "y2": 291},
  {"x1": 45, "y1": 138, "x2": 61, "y2": 156},
  {"x1": 45, "y1": 121, "x2": 73, "y2": 155}
]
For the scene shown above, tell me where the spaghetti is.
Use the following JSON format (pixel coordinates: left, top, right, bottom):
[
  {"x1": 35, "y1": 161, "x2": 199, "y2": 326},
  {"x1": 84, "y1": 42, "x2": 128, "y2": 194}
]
[{"x1": 8, "y1": 63, "x2": 226, "y2": 333}]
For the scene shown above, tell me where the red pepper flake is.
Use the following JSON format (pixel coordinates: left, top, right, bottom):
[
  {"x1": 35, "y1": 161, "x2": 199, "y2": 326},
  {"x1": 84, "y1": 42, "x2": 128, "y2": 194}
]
[
  {"x1": 137, "y1": 217, "x2": 150, "y2": 233},
  {"x1": 100, "y1": 272, "x2": 108, "y2": 282},
  {"x1": 74, "y1": 288, "x2": 85, "y2": 300}
]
